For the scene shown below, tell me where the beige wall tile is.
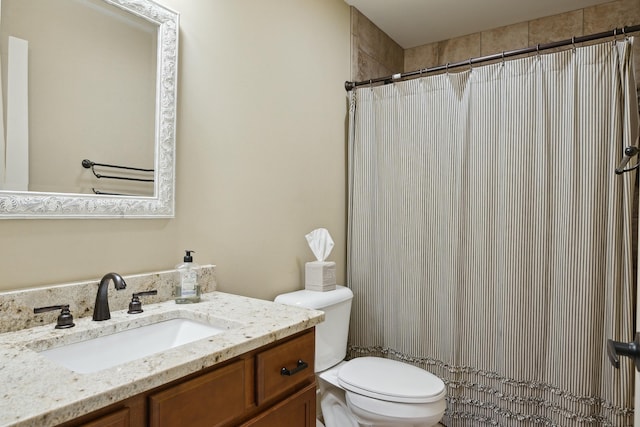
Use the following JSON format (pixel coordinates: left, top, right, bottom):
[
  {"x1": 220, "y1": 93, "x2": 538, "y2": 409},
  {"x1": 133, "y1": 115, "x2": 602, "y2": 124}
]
[
  {"x1": 350, "y1": 4, "x2": 359, "y2": 36},
  {"x1": 353, "y1": 8, "x2": 403, "y2": 74},
  {"x1": 583, "y1": 0, "x2": 640, "y2": 85},
  {"x1": 438, "y1": 33, "x2": 481, "y2": 66},
  {"x1": 351, "y1": 33, "x2": 359, "y2": 80},
  {"x1": 356, "y1": 49, "x2": 396, "y2": 81},
  {"x1": 529, "y1": 10, "x2": 583, "y2": 45},
  {"x1": 405, "y1": 42, "x2": 438, "y2": 72},
  {"x1": 635, "y1": 43, "x2": 640, "y2": 86},
  {"x1": 584, "y1": 0, "x2": 640, "y2": 33},
  {"x1": 481, "y1": 22, "x2": 529, "y2": 56}
]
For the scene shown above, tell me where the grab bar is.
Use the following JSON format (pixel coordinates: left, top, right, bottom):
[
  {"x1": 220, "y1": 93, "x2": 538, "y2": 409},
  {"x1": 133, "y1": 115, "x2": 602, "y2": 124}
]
[
  {"x1": 82, "y1": 159, "x2": 154, "y2": 182},
  {"x1": 91, "y1": 188, "x2": 141, "y2": 196}
]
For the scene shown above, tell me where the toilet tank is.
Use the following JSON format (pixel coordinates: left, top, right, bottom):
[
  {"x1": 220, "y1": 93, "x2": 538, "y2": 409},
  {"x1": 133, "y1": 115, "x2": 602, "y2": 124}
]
[{"x1": 274, "y1": 285, "x2": 353, "y2": 372}]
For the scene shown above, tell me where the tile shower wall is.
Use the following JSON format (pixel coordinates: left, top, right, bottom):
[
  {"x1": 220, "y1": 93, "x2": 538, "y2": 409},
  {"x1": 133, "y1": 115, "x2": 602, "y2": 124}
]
[
  {"x1": 350, "y1": 0, "x2": 640, "y2": 85},
  {"x1": 350, "y1": 8, "x2": 403, "y2": 82},
  {"x1": 404, "y1": 0, "x2": 640, "y2": 84}
]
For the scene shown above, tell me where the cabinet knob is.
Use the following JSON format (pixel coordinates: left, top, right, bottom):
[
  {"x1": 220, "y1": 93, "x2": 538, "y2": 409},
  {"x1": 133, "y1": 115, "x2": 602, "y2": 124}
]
[{"x1": 280, "y1": 360, "x2": 309, "y2": 376}]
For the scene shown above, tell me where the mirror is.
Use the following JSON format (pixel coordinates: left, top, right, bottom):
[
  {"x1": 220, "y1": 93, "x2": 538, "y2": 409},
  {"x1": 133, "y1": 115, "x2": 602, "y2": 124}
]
[{"x1": 0, "y1": 0, "x2": 178, "y2": 218}]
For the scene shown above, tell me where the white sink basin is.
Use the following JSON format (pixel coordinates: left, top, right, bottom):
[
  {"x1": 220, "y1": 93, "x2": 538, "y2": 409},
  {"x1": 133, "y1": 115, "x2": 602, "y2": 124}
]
[{"x1": 38, "y1": 318, "x2": 227, "y2": 374}]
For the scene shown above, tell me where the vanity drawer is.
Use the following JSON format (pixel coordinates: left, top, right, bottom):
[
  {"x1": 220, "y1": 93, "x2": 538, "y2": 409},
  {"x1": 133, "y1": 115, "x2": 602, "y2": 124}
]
[
  {"x1": 241, "y1": 382, "x2": 316, "y2": 427},
  {"x1": 149, "y1": 359, "x2": 246, "y2": 427},
  {"x1": 78, "y1": 408, "x2": 129, "y2": 427},
  {"x1": 255, "y1": 329, "x2": 315, "y2": 405}
]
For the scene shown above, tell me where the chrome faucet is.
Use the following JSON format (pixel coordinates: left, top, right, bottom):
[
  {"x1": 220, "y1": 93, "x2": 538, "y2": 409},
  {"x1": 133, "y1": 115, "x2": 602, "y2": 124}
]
[{"x1": 93, "y1": 272, "x2": 127, "y2": 321}]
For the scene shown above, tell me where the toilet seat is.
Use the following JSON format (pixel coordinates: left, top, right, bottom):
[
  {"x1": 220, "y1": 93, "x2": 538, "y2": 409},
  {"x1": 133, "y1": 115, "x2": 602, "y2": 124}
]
[{"x1": 337, "y1": 357, "x2": 446, "y2": 404}]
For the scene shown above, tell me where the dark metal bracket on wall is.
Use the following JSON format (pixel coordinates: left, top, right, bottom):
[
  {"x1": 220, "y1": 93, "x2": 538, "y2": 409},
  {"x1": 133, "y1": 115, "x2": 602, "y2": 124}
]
[
  {"x1": 344, "y1": 24, "x2": 640, "y2": 91},
  {"x1": 615, "y1": 146, "x2": 640, "y2": 175},
  {"x1": 612, "y1": 88, "x2": 640, "y2": 175},
  {"x1": 608, "y1": 334, "x2": 640, "y2": 371}
]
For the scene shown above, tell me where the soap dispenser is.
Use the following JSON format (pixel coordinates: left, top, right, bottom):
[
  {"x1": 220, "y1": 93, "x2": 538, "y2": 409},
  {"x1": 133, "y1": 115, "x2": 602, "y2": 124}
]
[{"x1": 175, "y1": 250, "x2": 201, "y2": 304}]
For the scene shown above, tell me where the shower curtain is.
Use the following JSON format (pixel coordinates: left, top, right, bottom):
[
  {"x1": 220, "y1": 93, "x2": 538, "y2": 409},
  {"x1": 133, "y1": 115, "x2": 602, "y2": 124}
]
[{"x1": 346, "y1": 39, "x2": 638, "y2": 426}]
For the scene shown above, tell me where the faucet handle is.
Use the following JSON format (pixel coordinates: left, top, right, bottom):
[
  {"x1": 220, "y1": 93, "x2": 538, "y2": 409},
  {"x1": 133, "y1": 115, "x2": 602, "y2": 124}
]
[
  {"x1": 127, "y1": 290, "x2": 158, "y2": 314},
  {"x1": 34, "y1": 305, "x2": 75, "y2": 329}
]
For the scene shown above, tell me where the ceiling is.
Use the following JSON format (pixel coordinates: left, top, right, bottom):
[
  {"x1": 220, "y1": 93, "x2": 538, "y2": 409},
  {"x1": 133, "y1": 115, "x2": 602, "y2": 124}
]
[{"x1": 343, "y1": 0, "x2": 610, "y2": 48}]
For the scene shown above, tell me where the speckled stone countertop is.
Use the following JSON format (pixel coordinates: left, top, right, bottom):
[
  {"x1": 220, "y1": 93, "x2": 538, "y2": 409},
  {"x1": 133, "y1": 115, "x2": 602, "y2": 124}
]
[{"x1": 0, "y1": 291, "x2": 324, "y2": 427}]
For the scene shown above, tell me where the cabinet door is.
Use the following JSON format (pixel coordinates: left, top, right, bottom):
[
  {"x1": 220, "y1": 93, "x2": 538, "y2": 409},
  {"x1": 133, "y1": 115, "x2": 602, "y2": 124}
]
[
  {"x1": 241, "y1": 382, "x2": 316, "y2": 427},
  {"x1": 78, "y1": 408, "x2": 129, "y2": 427},
  {"x1": 149, "y1": 360, "x2": 246, "y2": 427},
  {"x1": 256, "y1": 330, "x2": 315, "y2": 405}
]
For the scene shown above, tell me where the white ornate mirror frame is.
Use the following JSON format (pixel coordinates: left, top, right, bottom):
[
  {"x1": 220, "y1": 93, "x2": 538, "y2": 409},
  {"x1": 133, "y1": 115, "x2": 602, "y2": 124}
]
[{"x1": 0, "y1": 0, "x2": 178, "y2": 218}]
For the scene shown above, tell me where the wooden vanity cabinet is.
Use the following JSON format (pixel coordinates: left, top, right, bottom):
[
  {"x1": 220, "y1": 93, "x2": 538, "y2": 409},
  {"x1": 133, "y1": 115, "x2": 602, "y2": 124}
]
[
  {"x1": 70, "y1": 396, "x2": 146, "y2": 427},
  {"x1": 78, "y1": 408, "x2": 131, "y2": 427},
  {"x1": 255, "y1": 328, "x2": 315, "y2": 406},
  {"x1": 240, "y1": 382, "x2": 316, "y2": 427},
  {"x1": 58, "y1": 328, "x2": 316, "y2": 427},
  {"x1": 148, "y1": 359, "x2": 247, "y2": 426}
]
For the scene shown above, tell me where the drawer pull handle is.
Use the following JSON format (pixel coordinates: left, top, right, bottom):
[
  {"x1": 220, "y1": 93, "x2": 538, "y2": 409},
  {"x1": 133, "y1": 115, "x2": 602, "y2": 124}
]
[{"x1": 281, "y1": 360, "x2": 309, "y2": 376}]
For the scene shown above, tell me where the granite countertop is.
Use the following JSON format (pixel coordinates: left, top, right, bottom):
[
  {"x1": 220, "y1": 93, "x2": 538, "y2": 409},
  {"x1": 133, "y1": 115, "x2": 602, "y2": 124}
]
[{"x1": 0, "y1": 291, "x2": 324, "y2": 427}]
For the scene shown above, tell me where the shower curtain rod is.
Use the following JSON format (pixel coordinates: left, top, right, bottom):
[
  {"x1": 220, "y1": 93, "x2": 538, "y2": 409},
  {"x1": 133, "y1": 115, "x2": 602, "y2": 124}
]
[{"x1": 344, "y1": 24, "x2": 640, "y2": 91}]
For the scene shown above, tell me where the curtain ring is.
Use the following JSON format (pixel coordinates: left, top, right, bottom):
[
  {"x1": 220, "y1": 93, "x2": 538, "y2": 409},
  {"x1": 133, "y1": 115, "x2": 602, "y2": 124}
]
[
  {"x1": 468, "y1": 57, "x2": 473, "y2": 70},
  {"x1": 501, "y1": 51, "x2": 505, "y2": 65},
  {"x1": 571, "y1": 36, "x2": 577, "y2": 52},
  {"x1": 446, "y1": 62, "x2": 449, "y2": 74},
  {"x1": 622, "y1": 26, "x2": 628, "y2": 40}
]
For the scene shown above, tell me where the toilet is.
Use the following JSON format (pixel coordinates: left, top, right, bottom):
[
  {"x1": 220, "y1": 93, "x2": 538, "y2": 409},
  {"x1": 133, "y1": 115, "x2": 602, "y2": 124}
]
[{"x1": 275, "y1": 285, "x2": 446, "y2": 427}]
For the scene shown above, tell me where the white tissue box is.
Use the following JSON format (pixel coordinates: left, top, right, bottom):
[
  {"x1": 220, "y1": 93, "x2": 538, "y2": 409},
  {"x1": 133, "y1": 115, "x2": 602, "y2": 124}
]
[
  {"x1": 306, "y1": 283, "x2": 336, "y2": 292},
  {"x1": 305, "y1": 261, "x2": 336, "y2": 291}
]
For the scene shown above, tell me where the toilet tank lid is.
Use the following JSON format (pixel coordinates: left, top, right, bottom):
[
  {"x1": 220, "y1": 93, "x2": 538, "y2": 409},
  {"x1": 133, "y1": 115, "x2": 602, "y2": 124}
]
[
  {"x1": 274, "y1": 285, "x2": 353, "y2": 309},
  {"x1": 338, "y1": 357, "x2": 446, "y2": 403}
]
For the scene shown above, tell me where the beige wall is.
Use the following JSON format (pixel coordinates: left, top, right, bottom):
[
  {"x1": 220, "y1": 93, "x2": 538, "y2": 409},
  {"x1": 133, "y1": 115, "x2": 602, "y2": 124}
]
[{"x1": 0, "y1": 0, "x2": 351, "y2": 301}]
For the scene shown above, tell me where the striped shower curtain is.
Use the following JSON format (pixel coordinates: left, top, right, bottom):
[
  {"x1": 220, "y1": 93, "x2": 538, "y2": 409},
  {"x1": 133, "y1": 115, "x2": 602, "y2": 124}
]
[{"x1": 347, "y1": 39, "x2": 638, "y2": 426}]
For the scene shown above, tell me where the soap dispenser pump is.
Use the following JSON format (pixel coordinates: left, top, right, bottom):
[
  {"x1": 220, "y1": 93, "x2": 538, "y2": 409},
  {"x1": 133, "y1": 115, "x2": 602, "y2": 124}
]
[{"x1": 175, "y1": 250, "x2": 201, "y2": 304}]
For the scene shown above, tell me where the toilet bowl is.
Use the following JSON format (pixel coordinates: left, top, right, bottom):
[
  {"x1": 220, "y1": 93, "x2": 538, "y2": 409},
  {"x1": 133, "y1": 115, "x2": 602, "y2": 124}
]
[{"x1": 275, "y1": 286, "x2": 446, "y2": 427}]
